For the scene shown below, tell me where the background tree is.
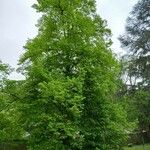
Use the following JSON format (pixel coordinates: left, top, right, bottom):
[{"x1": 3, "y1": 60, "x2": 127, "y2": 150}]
[
  {"x1": 0, "y1": 60, "x2": 24, "y2": 141},
  {"x1": 119, "y1": 0, "x2": 150, "y2": 143},
  {"x1": 119, "y1": 0, "x2": 150, "y2": 88}
]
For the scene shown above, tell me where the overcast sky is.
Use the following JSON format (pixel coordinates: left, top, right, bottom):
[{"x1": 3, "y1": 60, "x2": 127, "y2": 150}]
[{"x1": 0, "y1": 0, "x2": 138, "y2": 79}]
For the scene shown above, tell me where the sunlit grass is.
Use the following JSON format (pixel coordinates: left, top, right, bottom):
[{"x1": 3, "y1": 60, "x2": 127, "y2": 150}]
[{"x1": 124, "y1": 144, "x2": 150, "y2": 150}]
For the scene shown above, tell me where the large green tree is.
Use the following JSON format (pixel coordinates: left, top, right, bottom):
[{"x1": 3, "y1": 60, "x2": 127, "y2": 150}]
[{"x1": 19, "y1": 0, "x2": 129, "y2": 149}]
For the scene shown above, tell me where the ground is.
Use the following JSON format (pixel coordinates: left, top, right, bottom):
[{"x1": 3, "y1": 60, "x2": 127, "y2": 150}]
[{"x1": 124, "y1": 144, "x2": 150, "y2": 150}]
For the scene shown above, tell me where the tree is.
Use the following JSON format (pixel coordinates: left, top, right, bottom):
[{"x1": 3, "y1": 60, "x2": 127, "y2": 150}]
[
  {"x1": 0, "y1": 60, "x2": 11, "y2": 81},
  {"x1": 119, "y1": 0, "x2": 150, "y2": 143},
  {"x1": 19, "y1": 0, "x2": 129, "y2": 149},
  {"x1": 0, "y1": 60, "x2": 24, "y2": 141},
  {"x1": 119, "y1": 0, "x2": 150, "y2": 88}
]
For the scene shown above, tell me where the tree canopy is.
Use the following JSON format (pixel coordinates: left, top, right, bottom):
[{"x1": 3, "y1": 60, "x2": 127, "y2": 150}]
[
  {"x1": 119, "y1": 0, "x2": 150, "y2": 88},
  {"x1": 17, "y1": 0, "x2": 129, "y2": 149},
  {"x1": 119, "y1": 0, "x2": 150, "y2": 143}
]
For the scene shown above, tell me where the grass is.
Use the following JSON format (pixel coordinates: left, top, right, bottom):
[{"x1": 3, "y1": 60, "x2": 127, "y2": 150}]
[{"x1": 124, "y1": 144, "x2": 150, "y2": 150}]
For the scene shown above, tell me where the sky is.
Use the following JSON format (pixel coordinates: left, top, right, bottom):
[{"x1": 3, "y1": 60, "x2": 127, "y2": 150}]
[{"x1": 0, "y1": 0, "x2": 138, "y2": 79}]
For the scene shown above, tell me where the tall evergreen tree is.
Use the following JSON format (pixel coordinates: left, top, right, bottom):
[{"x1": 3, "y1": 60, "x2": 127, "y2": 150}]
[
  {"x1": 119, "y1": 0, "x2": 150, "y2": 88},
  {"x1": 119, "y1": 0, "x2": 150, "y2": 142},
  {"x1": 19, "y1": 0, "x2": 128, "y2": 149}
]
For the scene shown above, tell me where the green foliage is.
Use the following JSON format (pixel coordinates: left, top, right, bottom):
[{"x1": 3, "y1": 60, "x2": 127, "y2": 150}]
[
  {"x1": 0, "y1": 61, "x2": 24, "y2": 141},
  {"x1": 119, "y1": 0, "x2": 150, "y2": 141},
  {"x1": 0, "y1": 60, "x2": 11, "y2": 79},
  {"x1": 17, "y1": 0, "x2": 130, "y2": 149},
  {"x1": 119, "y1": 0, "x2": 150, "y2": 87},
  {"x1": 132, "y1": 90, "x2": 150, "y2": 130}
]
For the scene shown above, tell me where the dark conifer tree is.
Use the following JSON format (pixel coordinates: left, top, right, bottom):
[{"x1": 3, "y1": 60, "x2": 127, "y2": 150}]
[{"x1": 119, "y1": 0, "x2": 150, "y2": 88}]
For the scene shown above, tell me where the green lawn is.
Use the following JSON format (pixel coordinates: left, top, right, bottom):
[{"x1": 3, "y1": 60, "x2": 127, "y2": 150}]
[{"x1": 124, "y1": 144, "x2": 150, "y2": 150}]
